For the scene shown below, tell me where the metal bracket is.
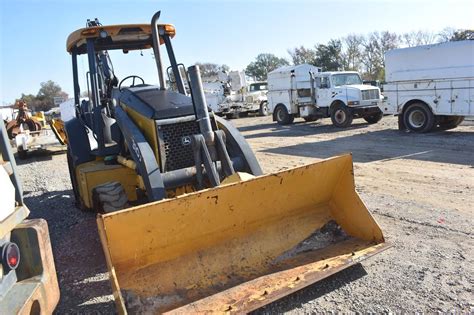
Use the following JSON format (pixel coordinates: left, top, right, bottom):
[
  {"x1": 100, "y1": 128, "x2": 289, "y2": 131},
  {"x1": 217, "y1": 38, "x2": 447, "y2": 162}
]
[{"x1": 114, "y1": 106, "x2": 166, "y2": 201}]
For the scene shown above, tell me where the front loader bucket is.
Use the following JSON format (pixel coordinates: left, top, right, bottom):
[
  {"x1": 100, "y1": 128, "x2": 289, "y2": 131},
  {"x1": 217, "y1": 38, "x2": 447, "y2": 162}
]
[{"x1": 97, "y1": 154, "x2": 389, "y2": 314}]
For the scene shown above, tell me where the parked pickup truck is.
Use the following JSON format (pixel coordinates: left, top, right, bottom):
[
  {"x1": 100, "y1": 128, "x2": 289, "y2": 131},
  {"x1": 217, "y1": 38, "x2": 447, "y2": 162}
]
[
  {"x1": 381, "y1": 40, "x2": 474, "y2": 132},
  {"x1": 267, "y1": 64, "x2": 383, "y2": 127}
]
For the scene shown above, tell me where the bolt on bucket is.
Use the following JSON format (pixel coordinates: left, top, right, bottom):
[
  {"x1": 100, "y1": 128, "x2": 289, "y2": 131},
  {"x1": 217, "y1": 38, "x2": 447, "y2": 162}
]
[{"x1": 97, "y1": 154, "x2": 389, "y2": 314}]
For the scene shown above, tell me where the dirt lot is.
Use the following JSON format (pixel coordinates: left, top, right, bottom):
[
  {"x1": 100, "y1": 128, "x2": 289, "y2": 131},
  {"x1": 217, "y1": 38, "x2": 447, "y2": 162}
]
[{"x1": 16, "y1": 115, "x2": 473, "y2": 313}]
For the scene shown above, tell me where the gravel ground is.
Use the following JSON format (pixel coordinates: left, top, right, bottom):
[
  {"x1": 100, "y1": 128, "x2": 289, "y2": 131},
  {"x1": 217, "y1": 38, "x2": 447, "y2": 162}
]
[{"x1": 15, "y1": 115, "x2": 473, "y2": 313}]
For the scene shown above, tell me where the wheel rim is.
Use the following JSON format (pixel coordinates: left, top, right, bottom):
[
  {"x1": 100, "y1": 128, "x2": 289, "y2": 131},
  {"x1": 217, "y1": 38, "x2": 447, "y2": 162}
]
[
  {"x1": 334, "y1": 109, "x2": 346, "y2": 124},
  {"x1": 262, "y1": 104, "x2": 268, "y2": 114},
  {"x1": 276, "y1": 108, "x2": 285, "y2": 121},
  {"x1": 408, "y1": 110, "x2": 425, "y2": 128}
]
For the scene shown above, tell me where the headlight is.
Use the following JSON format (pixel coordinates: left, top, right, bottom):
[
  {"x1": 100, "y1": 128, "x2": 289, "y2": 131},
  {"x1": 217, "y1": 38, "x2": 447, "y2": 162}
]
[{"x1": 347, "y1": 101, "x2": 360, "y2": 105}]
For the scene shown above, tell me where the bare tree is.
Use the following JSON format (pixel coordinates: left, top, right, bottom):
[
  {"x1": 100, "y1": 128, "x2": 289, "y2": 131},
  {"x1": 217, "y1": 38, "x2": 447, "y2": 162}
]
[
  {"x1": 341, "y1": 34, "x2": 364, "y2": 71},
  {"x1": 437, "y1": 27, "x2": 457, "y2": 43},
  {"x1": 402, "y1": 30, "x2": 437, "y2": 47},
  {"x1": 361, "y1": 31, "x2": 399, "y2": 80}
]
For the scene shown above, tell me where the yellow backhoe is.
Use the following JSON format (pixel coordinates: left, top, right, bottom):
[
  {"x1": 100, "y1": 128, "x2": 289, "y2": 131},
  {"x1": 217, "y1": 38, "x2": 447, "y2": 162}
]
[{"x1": 64, "y1": 11, "x2": 389, "y2": 314}]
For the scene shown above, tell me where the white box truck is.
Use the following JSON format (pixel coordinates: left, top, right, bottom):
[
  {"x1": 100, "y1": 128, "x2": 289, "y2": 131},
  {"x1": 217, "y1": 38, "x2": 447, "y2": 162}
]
[
  {"x1": 381, "y1": 40, "x2": 474, "y2": 132},
  {"x1": 267, "y1": 64, "x2": 383, "y2": 127}
]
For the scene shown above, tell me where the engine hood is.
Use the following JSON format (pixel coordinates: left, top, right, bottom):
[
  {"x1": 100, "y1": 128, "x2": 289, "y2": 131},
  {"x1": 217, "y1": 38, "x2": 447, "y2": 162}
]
[{"x1": 342, "y1": 84, "x2": 378, "y2": 91}]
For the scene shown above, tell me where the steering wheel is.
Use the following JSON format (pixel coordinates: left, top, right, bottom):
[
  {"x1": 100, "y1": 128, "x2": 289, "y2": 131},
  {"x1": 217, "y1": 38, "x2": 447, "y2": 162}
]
[{"x1": 119, "y1": 75, "x2": 145, "y2": 91}]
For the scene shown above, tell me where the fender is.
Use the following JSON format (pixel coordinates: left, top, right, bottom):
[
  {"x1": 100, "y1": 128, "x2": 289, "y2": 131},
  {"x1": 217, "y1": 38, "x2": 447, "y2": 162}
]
[
  {"x1": 64, "y1": 118, "x2": 94, "y2": 167},
  {"x1": 214, "y1": 115, "x2": 263, "y2": 176}
]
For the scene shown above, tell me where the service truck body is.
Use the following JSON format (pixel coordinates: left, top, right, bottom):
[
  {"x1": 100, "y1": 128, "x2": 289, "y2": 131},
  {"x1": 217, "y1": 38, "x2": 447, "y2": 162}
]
[
  {"x1": 267, "y1": 64, "x2": 383, "y2": 127},
  {"x1": 381, "y1": 40, "x2": 474, "y2": 132},
  {"x1": 203, "y1": 71, "x2": 269, "y2": 118}
]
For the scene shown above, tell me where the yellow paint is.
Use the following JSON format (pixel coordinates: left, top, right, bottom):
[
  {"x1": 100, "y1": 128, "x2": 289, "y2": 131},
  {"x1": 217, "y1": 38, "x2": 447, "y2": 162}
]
[
  {"x1": 96, "y1": 154, "x2": 387, "y2": 314},
  {"x1": 122, "y1": 105, "x2": 160, "y2": 166},
  {"x1": 66, "y1": 23, "x2": 176, "y2": 53},
  {"x1": 221, "y1": 172, "x2": 255, "y2": 185},
  {"x1": 49, "y1": 119, "x2": 68, "y2": 145},
  {"x1": 76, "y1": 160, "x2": 138, "y2": 209}
]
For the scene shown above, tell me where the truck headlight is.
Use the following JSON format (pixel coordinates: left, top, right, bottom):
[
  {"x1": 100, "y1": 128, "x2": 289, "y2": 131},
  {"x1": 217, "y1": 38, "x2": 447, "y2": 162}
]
[{"x1": 347, "y1": 101, "x2": 359, "y2": 105}]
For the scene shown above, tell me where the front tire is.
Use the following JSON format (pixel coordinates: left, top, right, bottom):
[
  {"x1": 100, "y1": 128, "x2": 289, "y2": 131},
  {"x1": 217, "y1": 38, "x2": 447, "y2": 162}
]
[
  {"x1": 364, "y1": 112, "x2": 383, "y2": 124},
  {"x1": 274, "y1": 106, "x2": 294, "y2": 125},
  {"x1": 17, "y1": 146, "x2": 28, "y2": 159},
  {"x1": 403, "y1": 103, "x2": 434, "y2": 133},
  {"x1": 330, "y1": 103, "x2": 353, "y2": 128},
  {"x1": 92, "y1": 181, "x2": 129, "y2": 213},
  {"x1": 258, "y1": 101, "x2": 269, "y2": 116}
]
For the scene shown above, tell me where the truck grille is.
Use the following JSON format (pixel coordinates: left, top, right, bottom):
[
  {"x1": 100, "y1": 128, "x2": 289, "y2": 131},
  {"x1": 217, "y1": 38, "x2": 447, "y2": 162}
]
[
  {"x1": 361, "y1": 89, "x2": 379, "y2": 100},
  {"x1": 158, "y1": 120, "x2": 201, "y2": 172}
]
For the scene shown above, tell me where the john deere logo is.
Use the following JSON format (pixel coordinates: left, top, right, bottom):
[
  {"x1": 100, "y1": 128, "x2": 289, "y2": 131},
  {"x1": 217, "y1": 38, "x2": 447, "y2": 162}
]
[{"x1": 181, "y1": 136, "x2": 191, "y2": 146}]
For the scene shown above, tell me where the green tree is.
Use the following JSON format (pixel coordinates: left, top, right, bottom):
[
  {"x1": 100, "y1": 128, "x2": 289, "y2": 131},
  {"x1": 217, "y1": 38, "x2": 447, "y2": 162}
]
[
  {"x1": 35, "y1": 81, "x2": 68, "y2": 111},
  {"x1": 245, "y1": 53, "x2": 289, "y2": 81},
  {"x1": 195, "y1": 63, "x2": 230, "y2": 77},
  {"x1": 314, "y1": 39, "x2": 343, "y2": 71},
  {"x1": 287, "y1": 46, "x2": 317, "y2": 65},
  {"x1": 450, "y1": 29, "x2": 474, "y2": 41}
]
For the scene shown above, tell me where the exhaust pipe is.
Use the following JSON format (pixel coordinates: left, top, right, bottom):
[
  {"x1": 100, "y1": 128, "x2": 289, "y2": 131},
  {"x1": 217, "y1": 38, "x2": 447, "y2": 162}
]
[
  {"x1": 151, "y1": 11, "x2": 166, "y2": 90},
  {"x1": 188, "y1": 65, "x2": 214, "y2": 145}
]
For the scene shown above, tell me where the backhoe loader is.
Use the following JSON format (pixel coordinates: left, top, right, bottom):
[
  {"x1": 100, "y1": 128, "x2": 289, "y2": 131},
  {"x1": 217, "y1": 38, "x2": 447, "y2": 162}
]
[{"x1": 65, "y1": 11, "x2": 389, "y2": 314}]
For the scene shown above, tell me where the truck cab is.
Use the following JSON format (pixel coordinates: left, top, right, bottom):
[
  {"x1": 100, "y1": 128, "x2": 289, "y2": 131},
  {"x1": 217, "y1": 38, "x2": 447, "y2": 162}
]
[{"x1": 267, "y1": 65, "x2": 383, "y2": 127}]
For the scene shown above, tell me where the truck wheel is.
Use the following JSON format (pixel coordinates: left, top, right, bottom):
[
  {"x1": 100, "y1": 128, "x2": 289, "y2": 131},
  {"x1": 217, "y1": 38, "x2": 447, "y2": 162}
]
[
  {"x1": 92, "y1": 181, "x2": 129, "y2": 213},
  {"x1": 274, "y1": 106, "x2": 294, "y2": 125},
  {"x1": 439, "y1": 116, "x2": 464, "y2": 130},
  {"x1": 364, "y1": 112, "x2": 383, "y2": 124},
  {"x1": 330, "y1": 103, "x2": 353, "y2": 128},
  {"x1": 258, "y1": 102, "x2": 269, "y2": 116},
  {"x1": 403, "y1": 103, "x2": 434, "y2": 133},
  {"x1": 17, "y1": 146, "x2": 28, "y2": 159},
  {"x1": 303, "y1": 116, "x2": 319, "y2": 122}
]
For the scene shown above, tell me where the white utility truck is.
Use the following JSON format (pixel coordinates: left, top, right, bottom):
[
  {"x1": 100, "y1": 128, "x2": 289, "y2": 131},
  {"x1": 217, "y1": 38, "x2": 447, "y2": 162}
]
[
  {"x1": 381, "y1": 40, "x2": 474, "y2": 132},
  {"x1": 202, "y1": 71, "x2": 269, "y2": 118},
  {"x1": 267, "y1": 64, "x2": 383, "y2": 127}
]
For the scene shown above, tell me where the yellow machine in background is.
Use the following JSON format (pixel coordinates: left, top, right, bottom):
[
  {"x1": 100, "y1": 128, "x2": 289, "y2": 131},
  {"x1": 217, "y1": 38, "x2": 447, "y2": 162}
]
[
  {"x1": 65, "y1": 11, "x2": 388, "y2": 313},
  {"x1": 49, "y1": 118, "x2": 67, "y2": 145}
]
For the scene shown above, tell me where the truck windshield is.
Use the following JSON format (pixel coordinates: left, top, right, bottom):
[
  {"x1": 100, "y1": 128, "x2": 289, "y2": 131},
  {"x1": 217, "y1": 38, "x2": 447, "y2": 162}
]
[
  {"x1": 249, "y1": 83, "x2": 267, "y2": 91},
  {"x1": 332, "y1": 74, "x2": 362, "y2": 87}
]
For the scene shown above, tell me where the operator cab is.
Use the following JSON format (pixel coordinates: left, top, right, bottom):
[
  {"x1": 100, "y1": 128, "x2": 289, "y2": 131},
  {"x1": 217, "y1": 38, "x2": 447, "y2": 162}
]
[{"x1": 66, "y1": 13, "x2": 192, "y2": 155}]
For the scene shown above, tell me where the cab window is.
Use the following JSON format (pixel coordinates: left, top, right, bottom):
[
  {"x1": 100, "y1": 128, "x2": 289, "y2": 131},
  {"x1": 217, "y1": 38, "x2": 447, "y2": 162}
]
[{"x1": 316, "y1": 76, "x2": 330, "y2": 89}]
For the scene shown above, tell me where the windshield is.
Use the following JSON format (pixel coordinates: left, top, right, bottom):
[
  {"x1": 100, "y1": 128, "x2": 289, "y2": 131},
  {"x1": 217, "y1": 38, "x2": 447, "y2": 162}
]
[
  {"x1": 249, "y1": 83, "x2": 267, "y2": 91},
  {"x1": 331, "y1": 73, "x2": 362, "y2": 87}
]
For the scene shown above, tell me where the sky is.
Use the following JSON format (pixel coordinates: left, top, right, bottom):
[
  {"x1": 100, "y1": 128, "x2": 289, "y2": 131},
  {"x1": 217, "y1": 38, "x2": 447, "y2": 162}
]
[{"x1": 1, "y1": 0, "x2": 473, "y2": 105}]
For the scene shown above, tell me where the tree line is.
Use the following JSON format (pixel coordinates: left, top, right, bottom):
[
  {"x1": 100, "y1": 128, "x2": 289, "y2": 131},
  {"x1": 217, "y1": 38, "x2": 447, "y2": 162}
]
[
  {"x1": 8, "y1": 28, "x2": 471, "y2": 112},
  {"x1": 14, "y1": 80, "x2": 68, "y2": 112},
  {"x1": 244, "y1": 28, "x2": 473, "y2": 82}
]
